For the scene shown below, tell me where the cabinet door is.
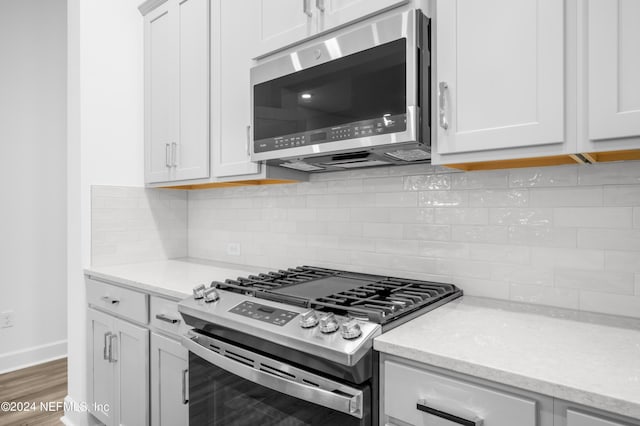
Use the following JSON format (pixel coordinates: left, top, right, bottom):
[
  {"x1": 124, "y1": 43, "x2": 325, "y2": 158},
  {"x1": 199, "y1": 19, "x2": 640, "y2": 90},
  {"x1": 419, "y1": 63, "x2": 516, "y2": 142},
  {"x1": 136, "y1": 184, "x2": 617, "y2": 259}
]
[
  {"x1": 87, "y1": 308, "x2": 116, "y2": 426},
  {"x1": 115, "y1": 318, "x2": 150, "y2": 426},
  {"x1": 318, "y1": 0, "x2": 407, "y2": 32},
  {"x1": 252, "y1": 0, "x2": 317, "y2": 58},
  {"x1": 144, "y1": 3, "x2": 174, "y2": 183},
  {"x1": 211, "y1": 0, "x2": 260, "y2": 178},
  {"x1": 567, "y1": 409, "x2": 632, "y2": 426},
  {"x1": 587, "y1": 0, "x2": 640, "y2": 142},
  {"x1": 151, "y1": 333, "x2": 189, "y2": 426},
  {"x1": 174, "y1": 0, "x2": 210, "y2": 181},
  {"x1": 435, "y1": 0, "x2": 564, "y2": 154}
]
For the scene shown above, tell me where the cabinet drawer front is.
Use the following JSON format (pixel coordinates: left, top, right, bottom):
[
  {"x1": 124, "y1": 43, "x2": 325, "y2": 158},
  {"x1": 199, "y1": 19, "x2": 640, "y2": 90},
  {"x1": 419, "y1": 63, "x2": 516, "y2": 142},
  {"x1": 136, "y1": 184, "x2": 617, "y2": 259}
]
[
  {"x1": 567, "y1": 409, "x2": 632, "y2": 426},
  {"x1": 150, "y1": 296, "x2": 190, "y2": 338},
  {"x1": 384, "y1": 361, "x2": 537, "y2": 426},
  {"x1": 87, "y1": 278, "x2": 149, "y2": 324}
]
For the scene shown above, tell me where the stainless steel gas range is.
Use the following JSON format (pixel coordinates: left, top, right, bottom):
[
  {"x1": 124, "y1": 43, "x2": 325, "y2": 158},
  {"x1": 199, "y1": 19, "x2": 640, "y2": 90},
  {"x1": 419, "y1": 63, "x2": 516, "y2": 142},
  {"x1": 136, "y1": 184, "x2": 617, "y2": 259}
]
[{"x1": 178, "y1": 266, "x2": 462, "y2": 426}]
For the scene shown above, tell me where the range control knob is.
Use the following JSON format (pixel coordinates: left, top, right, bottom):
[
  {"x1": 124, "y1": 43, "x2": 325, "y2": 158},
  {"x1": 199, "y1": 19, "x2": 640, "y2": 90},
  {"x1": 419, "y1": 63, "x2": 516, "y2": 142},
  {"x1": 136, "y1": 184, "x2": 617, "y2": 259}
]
[
  {"x1": 340, "y1": 319, "x2": 362, "y2": 340},
  {"x1": 203, "y1": 287, "x2": 220, "y2": 303},
  {"x1": 299, "y1": 310, "x2": 319, "y2": 328},
  {"x1": 319, "y1": 313, "x2": 339, "y2": 334},
  {"x1": 193, "y1": 284, "x2": 206, "y2": 299}
]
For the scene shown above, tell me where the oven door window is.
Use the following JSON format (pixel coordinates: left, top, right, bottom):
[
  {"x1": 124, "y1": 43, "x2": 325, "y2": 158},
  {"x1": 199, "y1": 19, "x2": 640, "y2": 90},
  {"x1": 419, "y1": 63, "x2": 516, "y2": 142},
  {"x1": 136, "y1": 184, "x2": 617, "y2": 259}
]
[
  {"x1": 253, "y1": 39, "x2": 406, "y2": 142},
  {"x1": 189, "y1": 352, "x2": 369, "y2": 426}
]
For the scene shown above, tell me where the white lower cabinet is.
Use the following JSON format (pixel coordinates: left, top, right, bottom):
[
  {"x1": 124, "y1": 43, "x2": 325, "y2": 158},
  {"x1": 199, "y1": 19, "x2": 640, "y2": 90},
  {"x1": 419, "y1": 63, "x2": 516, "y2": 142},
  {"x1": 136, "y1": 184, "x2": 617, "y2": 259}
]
[
  {"x1": 151, "y1": 332, "x2": 188, "y2": 426},
  {"x1": 87, "y1": 307, "x2": 150, "y2": 426},
  {"x1": 383, "y1": 358, "x2": 550, "y2": 426},
  {"x1": 567, "y1": 410, "x2": 630, "y2": 426}
]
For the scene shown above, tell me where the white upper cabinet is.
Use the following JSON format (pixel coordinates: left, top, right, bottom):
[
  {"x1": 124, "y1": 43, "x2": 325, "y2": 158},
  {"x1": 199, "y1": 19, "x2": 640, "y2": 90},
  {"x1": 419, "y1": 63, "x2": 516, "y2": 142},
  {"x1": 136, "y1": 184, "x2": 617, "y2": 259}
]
[
  {"x1": 211, "y1": 0, "x2": 260, "y2": 177},
  {"x1": 252, "y1": 0, "x2": 406, "y2": 58},
  {"x1": 434, "y1": 0, "x2": 565, "y2": 156},
  {"x1": 143, "y1": 0, "x2": 209, "y2": 184},
  {"x1": 584, "y1": 0, "x2": 640, "y2": 146}
]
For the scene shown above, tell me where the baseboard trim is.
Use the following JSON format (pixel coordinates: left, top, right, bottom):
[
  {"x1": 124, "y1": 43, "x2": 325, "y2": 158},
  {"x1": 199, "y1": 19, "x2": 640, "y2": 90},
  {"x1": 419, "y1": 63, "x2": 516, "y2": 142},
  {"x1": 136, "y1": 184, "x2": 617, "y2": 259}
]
[
  {"x1": 0, "y1": 340, "x2": 67, "y2": 374},
  {"x1": 61, "y1": 396, "x2": 103, "y2": 426}
]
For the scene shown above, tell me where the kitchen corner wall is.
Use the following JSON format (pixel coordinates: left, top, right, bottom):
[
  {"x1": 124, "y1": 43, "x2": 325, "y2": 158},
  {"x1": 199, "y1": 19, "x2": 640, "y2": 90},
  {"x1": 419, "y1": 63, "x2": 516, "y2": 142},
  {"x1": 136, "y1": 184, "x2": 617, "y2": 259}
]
[
  {"x1": 91, "y1": 186, "x2": 187, "y2": 266},
  {"x1": 188, "y1": 161, "x2": 640, "y2": 319}
]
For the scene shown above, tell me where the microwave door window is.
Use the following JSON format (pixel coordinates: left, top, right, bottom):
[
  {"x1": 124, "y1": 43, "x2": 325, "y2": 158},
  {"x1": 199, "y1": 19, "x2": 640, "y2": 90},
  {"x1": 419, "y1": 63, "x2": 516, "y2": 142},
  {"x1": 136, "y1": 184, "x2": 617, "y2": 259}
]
[{"x1": 253, "y1": 39, "x2": 407, "y2": 142}]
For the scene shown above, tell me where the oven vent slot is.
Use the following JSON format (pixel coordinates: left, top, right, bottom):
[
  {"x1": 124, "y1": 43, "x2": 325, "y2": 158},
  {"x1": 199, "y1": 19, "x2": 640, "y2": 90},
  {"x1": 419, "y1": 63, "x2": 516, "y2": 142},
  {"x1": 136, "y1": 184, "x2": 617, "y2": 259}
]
[
  {"x1": 224, "y1": 350, "x2": 254, "y2": 367},
  {"x1": 208, "y1": 344, "x2": 222, "y2": 353},
  {"x1": 302, "y1": 379, "x2": 320, "y2": 387},
  {"x1": 260, "y1": 364, "x2": 296, "y2": 380},
  {"x1": 332, "y1": 389, "x2": 356, "y2": 398}
]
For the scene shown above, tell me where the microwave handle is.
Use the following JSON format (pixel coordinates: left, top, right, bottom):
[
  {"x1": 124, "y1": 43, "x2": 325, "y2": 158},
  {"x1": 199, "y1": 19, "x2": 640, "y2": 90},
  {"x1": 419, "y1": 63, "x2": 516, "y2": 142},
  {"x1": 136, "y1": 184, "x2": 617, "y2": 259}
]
[
  {"x1": 438, "y1": 82, "x2": 449, "y2": 130},
  {"x1": 246, "y1": 125, "x2": 251, "y2": 156}
]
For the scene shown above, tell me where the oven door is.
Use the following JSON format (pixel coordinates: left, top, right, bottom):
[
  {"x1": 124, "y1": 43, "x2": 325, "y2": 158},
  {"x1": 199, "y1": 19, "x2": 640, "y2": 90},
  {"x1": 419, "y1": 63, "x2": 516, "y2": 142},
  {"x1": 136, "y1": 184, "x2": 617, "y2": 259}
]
[
  {"x1": 250, "y1": 9, "x2": 424, "y2": 163},
  {"x1": 182, "y1": 333, "x2": 371, "y2": 426}
]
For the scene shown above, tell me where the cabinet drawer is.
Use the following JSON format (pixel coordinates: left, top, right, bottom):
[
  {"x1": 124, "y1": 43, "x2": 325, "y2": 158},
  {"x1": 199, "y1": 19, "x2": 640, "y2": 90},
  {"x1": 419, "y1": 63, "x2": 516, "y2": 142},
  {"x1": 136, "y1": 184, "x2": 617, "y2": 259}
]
[
  {"x1": 384, "y1": 361, "x2": 537, "y2": 426},
  {"x1": 567, "y1": 409, "x2": 633, "y2": 426},
  {"x1": 86, "y1": 278, "x2": 149, "y2": 324},
  {"x1": 150, "y1": 296, "x2": 190, "y2": 338}
]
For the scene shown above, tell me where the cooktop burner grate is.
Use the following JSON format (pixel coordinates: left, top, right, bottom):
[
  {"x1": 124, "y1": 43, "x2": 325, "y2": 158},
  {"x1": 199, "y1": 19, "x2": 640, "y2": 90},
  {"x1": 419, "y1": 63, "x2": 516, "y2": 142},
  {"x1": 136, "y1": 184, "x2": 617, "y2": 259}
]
[{"x1": 213, "y1": 266, "x2": 461, "y2": 326}]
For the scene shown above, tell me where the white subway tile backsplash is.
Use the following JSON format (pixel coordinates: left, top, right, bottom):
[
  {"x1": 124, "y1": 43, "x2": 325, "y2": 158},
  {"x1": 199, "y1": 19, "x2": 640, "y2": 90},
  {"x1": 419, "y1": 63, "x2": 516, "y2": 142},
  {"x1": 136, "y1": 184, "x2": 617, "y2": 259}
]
[
  {"x1": 434, "y1": 208, "x2": 489, "y2": 225},
  {"x1": 451, "y1": 225, "x2": 509, "y2": 244},
  {"x1": 579, "y1": 291, "x2": 640, "y2": 318},
  {"x1": 508, "y1": 226, "x2": 577, "y2": 248},
  {"x1": 90, "y1": 162, "x2": 640, "y2": 319},
  {"x1": 509, "y1": 284, "x2": 580, "y2": 310},
  {"x1": 489, "y1": 208, "x2": 553, "y2": 226},
  {"x1": 578, "y1": 229, "x2": 640, "y2": 251},
  {"x1": 529, "y1": 187, "x2": 603, "y2": 207},
  {"x1": 578, "y1": 161, "x2": 640, "y2": 185},
  {"x1": 468, "y1": 189, "x2": 528, "y2": 207},
  {"x1": 404, "y1": 174, "x2": 451, "y2": 191},
  {"x1": 418, "y1": 190, "x2": 468, "y2": 207},
  {"x1": 404, "y1": 224, "x2": 451, "y2": 241},
  {"x1": 603, "y1": 185, "x2": 640, "y2": 206},
  {"x1": 553, "y1": 207, "x2": 633, "y2": 228},
  {"x1": 451, "y1": 170, "x2": 509, "y2": 189},
  {"x1": 555, "y1": 268, "x2": 635, "y2": 294},
  {"x1": 508, "y1": 165, "x2": 578, "y2": 188}
]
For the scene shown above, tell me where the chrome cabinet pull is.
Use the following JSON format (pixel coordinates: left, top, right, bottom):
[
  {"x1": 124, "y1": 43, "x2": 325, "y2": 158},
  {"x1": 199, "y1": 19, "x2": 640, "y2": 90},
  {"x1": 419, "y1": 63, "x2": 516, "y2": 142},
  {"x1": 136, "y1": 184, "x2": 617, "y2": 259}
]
[
  {"x1": 171, "y1": 142, "x2": 177, "y2": 167},
  {"x1": 182, "y1": 369, "x2": 189, "y2": 404},
  {"x1": 101, "y1": 296, "x2": 119, "y2": 305},
  {"x1": 155, "y1": 313, "x2": 180, "y2": 324},
  {"x1": 108, "y1": 334, "x2": 117, "y2": 363},
  {"x1": 438, "y1": 81, "x2": 449, "y2": 130},
  {"x1": 165, "y1": 143, "x2": 171, "y2": 167},
  {"x1": 103, "y1": 332, "x2": 112, "y2": 360},
  {"x1": 316, "y1": 0, "x2": 325, "y2": 12},
  {"x1": 303, "y1": 0, "x2": 313, "y2": 16},
  {"x1": 246, "y1": 125, "x2": 251, "y2": 156},
  {"x1": 416, "y1": 399, "x2": 483, "y2": 426}
]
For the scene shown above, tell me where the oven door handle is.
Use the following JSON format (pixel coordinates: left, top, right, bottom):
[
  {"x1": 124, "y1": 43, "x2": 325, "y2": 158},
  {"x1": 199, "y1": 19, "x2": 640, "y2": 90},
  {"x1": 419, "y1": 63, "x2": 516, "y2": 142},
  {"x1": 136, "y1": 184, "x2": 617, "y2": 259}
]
[{"x1": 181, "y1": 335, "x2": 364, "y2": 419}]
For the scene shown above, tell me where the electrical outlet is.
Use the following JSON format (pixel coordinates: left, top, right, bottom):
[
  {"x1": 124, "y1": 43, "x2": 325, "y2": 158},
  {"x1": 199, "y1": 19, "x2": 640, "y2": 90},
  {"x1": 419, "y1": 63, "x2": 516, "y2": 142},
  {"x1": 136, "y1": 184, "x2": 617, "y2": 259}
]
[
  {"x1": 226, "y1": 243, "x2": 241, "y2": 256},
  {"x1": 0, "y1": 311, "x2": 14, "y2": 328}
]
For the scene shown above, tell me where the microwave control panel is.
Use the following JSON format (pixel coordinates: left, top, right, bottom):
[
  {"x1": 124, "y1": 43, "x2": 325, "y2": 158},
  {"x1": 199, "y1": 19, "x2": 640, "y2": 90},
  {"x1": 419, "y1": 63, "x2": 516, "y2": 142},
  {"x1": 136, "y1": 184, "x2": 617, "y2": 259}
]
[{"x1": 254, "y1": 113, "x2": 407, "y2": 153}]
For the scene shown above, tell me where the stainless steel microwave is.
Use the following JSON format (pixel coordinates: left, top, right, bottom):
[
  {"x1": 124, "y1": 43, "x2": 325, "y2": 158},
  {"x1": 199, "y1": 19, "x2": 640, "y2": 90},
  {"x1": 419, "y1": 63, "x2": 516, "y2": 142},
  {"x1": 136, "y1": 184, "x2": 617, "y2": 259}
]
[{"x1": 250, "y1": 9, "x2": 430, "y2": 172}]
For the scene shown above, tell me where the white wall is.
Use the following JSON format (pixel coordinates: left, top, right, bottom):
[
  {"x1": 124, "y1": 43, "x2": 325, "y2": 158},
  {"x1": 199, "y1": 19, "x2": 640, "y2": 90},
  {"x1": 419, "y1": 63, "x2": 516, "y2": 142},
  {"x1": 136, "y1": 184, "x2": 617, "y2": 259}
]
[
  {"x1": 0, "y1": 0, "x2": 67, "y2": 373},
  {"x1": 66, "y1": 0, "x2": 144, "y2": 423}
]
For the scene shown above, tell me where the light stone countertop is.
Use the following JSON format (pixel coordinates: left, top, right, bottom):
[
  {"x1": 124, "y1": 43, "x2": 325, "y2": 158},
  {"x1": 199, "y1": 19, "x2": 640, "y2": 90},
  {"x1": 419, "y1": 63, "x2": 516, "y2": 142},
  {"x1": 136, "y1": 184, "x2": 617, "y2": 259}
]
[
  {"x1": 85, "y1": 258, "x2": 264, "y2": 300},
  {"x1": 374, "y1": 296, "x2": 640, "y2": 420}
]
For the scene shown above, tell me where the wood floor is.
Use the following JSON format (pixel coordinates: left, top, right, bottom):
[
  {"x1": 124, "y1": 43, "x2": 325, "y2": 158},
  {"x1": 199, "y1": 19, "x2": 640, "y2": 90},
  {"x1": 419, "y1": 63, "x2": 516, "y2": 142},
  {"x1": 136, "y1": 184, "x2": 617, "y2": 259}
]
[{"x1": 0, "y1": 358, "x2": 67, "y2": 426}]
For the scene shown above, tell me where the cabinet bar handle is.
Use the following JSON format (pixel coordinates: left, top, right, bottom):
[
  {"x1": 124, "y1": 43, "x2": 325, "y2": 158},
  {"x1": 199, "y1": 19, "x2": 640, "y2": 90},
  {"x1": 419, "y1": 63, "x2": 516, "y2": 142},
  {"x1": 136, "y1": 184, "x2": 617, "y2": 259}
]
[
  {"x1": 108, "y1": 334, "x2": 117, "y2": 363},
  {"x1": 165, "y1": 143, "x2": 171, "y2": 167},
  {"x1": 438, "y1": 81, "x2": 449, "y2": 130},
  {"x1": 246, "y1": 125, "x2": 251, "y2": 156},
  {"x1": 171, "y1": 142, "x2": 177, "y2": 167},
  {"x1": 303, "y1": 0, "x2": 313, "y2": 17},
  {"x1": 316, "y1": 0, "x2": 325, "y2": 12},
  {"x1": 182, "y1": 369, "x2": 189, "y2": 404},
  {"x1": 416, "y1": 399, "x2": 483, "y2": 426},
  {"x1": 101, "y1": 296, "x2": 120, "y2": 305},
  {"x1": 103, "y1": 332, "x2": 112, "y2": 360},
  {"x1": 155, "y1": 313, "x2": 180, "y2": 324}
]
